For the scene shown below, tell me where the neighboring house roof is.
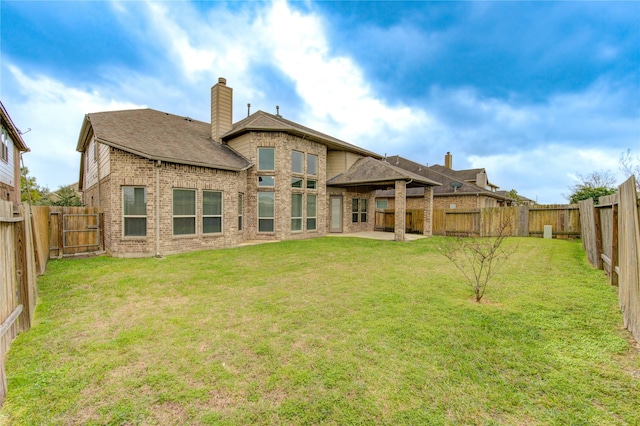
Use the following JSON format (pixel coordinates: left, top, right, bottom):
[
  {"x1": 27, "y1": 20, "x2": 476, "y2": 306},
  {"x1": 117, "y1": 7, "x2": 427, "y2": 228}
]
[
  {"x1": 377, "y1": 155, "x2": 510, "y2": 201},
  {"x1": 76, "y1": 109, "x2": 251, "y2": 172},
  {"x1": 0, "y1": 101, "x2": 30, "y2": 152},
  {"x1": 223, "y1": 110, "x2": 382, "y2": 159},
  {"x1": 327, "y1": 156, "x2": 441, "y2": 189},
  {"x1": 429, "y1": 163, "x2": 499, "y2": 189},
  {"x1": 495, "y1": 190, "x2": 536, "y2": 204}
]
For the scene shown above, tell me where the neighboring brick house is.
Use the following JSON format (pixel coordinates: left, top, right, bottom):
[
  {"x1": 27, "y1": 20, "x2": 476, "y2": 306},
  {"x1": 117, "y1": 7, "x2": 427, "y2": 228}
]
[
  {"x1": 76, "y1": 78, "x2": 439, "y2": 257},
  {"x1": 376, "y1": 154, "x2": 512, "y2": 210},
  {"x1": 0, "y1": 101, "x2": 30, "y2": 207}
]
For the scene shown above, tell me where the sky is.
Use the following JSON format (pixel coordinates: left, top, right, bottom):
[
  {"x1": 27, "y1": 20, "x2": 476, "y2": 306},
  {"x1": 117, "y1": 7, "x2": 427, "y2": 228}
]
[{"x1": 1, "y1": 0, "x2": 638, "y2": 204}]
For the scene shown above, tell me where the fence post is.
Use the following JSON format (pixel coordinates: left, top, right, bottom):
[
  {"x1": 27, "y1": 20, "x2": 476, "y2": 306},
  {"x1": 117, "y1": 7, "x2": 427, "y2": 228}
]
[
  {"x1": 14, "y1": 216, "x2": 30, "y2": 333},
  {"x1": 517, "y1": 205, "x2": 529, "y2": 237},
  {"x1": 611, "y1": 202, "x2": 619, "y2": 287}
]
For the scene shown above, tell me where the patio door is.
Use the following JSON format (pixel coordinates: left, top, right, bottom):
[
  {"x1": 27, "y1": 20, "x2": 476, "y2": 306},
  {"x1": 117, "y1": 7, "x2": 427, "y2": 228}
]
[{"x1": 330, "y1": 196, "x2": 343, "y2": 233}]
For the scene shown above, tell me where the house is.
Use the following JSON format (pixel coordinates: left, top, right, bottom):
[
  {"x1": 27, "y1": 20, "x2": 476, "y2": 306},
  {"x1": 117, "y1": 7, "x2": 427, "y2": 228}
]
[
  {"x1": 376, "y1": 153, "x2": 512, "y2": 210},
  {"x1": 76, "y1": 78, "x2": 439, "y2": 257},
  {"x1": 0, "y1": 101, "x2": 30, "y2": 207}
]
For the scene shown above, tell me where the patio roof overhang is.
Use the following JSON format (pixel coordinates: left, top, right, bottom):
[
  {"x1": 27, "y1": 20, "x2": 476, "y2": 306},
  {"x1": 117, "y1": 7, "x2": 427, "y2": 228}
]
[{"x1": 326, "y1": 156, "x2": 441, "y2": 191}]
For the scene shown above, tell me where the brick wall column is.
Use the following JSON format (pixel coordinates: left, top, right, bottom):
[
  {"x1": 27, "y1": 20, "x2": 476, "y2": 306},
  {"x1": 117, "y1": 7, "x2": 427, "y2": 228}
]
[
  {"x1": 423, "y1": 186, "x2": 433, "y2": 236},
  {"x1": 394, "y1": 180, "x2": 406, "y2": 242}
]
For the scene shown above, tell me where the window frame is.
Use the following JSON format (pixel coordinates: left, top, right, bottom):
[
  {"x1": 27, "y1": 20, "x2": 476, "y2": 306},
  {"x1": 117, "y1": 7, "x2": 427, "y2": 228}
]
[
  {"x1": 202, "y1": 190, "x2": 223, "y2": 235},
  {"x1": 307, "y1": 194, "x2": 317, "y2": 231},
  {"x1": 0, "y1": 127, "x2": 9, "y2": 163},
  {"x1": 173, "y1": 188, "x2": 196, "y2": 236},
  {"x1": 291, "y1": 193, "x2": 303, "y2": 232},
  {"x1": 291, "y1": 150, "x2": 304, "y2": 174},
  {"x1": 258, "y1": 191, "x2": 275, "y2": 233},
  {"x1": 238, "y1": 192, "x2": 244, "y2": 231},
  {"x1": 122, "y1": 186, "x2": 147, "y2": 237},
  {"x1": 258, "y1": 147, "x2": 275, "y2": 171},
  {"x1": 307, "y1": 153, "x2": 318, "y2": 176}
]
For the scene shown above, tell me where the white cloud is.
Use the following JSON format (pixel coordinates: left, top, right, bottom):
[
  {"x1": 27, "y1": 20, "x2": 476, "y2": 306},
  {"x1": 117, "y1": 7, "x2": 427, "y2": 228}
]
[{"x1": 6, "y1": 65, "x2": 144, "y2": 189}]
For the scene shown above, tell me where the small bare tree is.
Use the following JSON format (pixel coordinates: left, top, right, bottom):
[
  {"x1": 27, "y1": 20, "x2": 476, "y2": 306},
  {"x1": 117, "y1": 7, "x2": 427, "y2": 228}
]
[{"x1": 438, "y1": 219, "x2": 517, "y2": 302}]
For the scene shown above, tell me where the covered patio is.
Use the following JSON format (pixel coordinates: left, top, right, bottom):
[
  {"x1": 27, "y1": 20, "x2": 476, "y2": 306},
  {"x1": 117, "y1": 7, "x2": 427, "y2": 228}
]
[{"x1": 326, "y1": 157, "x2": 440, "y2": 241}]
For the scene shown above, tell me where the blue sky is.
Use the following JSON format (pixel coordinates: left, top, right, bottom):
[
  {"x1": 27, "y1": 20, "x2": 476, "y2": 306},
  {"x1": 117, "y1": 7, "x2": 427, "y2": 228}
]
[{"x1": 1, "y1": 0, "x2": 638, "y2": 204}]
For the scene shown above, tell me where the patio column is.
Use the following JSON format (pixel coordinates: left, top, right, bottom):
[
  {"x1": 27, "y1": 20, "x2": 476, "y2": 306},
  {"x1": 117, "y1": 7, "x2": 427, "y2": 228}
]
[
  {"x1": 423, "y1": 186, "x2": 433, "y2": 236},
  {"x1": 394, "y1": 179, "x2": 406, "y2": 241}
]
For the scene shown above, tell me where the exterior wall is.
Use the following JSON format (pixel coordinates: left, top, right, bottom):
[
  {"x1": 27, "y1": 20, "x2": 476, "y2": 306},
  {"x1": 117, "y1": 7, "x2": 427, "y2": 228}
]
[
  {"x1": 0, "y1": 127, "x2": 20, "y2": 205},
  {"x1": 242, "y1": 131, "x2": 327, "y2": 242},
  {"x1": 326, "y1": 188, "x2": 375, "y2": 234},
  {"x1": 326, "y1": 151, "x2": 364, "y2": 180},
  {"x1": 84, "y1": 147, "x2": 248, "y2": 257},
  {"x1": 226, "y1": 133, "x2": 252, "y2": 159},
  {"x1": 376, "y1": 196, "x2": 423, "y2": 211},
  {"x1": 85, "y1": 137, "x2": 111, "y2": 189},
  {"x1": 434, "y1": 194, "x2": 482, "y2": 210}
]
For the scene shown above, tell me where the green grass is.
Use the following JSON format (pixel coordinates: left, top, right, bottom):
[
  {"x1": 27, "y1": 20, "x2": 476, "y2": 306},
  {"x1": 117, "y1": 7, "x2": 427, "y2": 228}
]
[{"x1": 1, "y1": 237, "x2": 638, "y2": 425}]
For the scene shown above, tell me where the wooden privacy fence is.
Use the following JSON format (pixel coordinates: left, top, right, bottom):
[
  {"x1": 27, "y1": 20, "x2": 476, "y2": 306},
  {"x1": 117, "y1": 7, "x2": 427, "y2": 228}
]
[
  {"x1": 30, "y1": 206, "x2": 104, "y2": 259},
  {"x1": 375, "y1": 209, "x2": 425, "y2": 234},
  {"x1": 432, "y1": 205, "x2": 580, "y2": 237},
  {"x1": 0, "y1": 200, "x2": 38, "y2": 406},
  {"x1": 580, "y1": 176, "x2": 640, "y2": 343}
]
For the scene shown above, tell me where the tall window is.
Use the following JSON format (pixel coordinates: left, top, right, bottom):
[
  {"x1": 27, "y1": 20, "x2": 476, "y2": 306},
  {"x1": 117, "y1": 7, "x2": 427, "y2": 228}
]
[
  {"x1": 0, "y1": 127, "x2": 9, "y2": 163},
  {"x1": 173, "y1": 189, "x2": 196, "y2": 235},
  {"x1": 360, "y1": 199, "x2": 367, "y2": 222},
  {"x1": 352, "y1": 198, "x2": 359, "y2": 223},
  {"x1": 292, "y1": 150, "x2": 304, "y2": 174},
  {"x1": 307, "y1": 194, "x2": 317, "y2": 231},
  {"x1": 291, "y1": 193, "x2": 303, "y2": 231},
  {"x1": 258, "y1": 147, "x2": 275, "y2": 171},
  {"x1": 352, "y1": 198, "x2": 367, "y2": 223},
  {"x1": 203, "y1": 191, "x2": 222, "y2": 234},
  {"x1": 238, "y1": 193, "x2": 244, "y2": 231},
  {"x1": 307, "y1": 154, "x2": 318, "y2": 176},
  {"x1": 258, "y1": 192, "x2": 275, "y2": 232},
  {"x1": 123, "y1": 187, "x2": 146, "y2": 236}
]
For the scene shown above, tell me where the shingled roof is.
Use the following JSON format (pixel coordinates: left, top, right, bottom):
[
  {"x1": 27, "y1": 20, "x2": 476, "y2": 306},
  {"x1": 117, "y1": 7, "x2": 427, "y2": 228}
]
[
  {"x1": 377, "y1": 156, "x2": 509, "y2": 200},
  {"x1": 327, "y1": 156, "x2": 440, "y2": 190},
  {"x1": 429, "y1": 163, "x2": 498, "y2": 189},
  {"x1": 223, "y1": 110, "x2": 382, "y2": 158},
  {"x1": 0, "y1": 101, "x2": 30, "y2": 152},
  {"x1": 77, "y1": 109, "x2": 251, "y2": 171}
]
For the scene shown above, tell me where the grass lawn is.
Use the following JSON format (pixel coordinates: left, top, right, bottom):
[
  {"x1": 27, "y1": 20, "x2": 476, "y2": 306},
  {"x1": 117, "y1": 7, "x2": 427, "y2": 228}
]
[{"x1": 1, "y1": 236, "x2": 638, "y2": 425}]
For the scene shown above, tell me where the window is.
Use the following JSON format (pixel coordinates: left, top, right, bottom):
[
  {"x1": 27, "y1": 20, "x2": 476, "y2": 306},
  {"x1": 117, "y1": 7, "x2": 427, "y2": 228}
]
[
  {"x1": 291, "y1": 177, "x2": 303, "y2": 188},
  {"x1": 307, "y1": 194, "x2": 317, "y2": 231},
  {"x1": 307, "y1": 154, "x2": 318, "y2": 176},
  {"x1": 352, "y1": 198, "x2": 367, "y2": 223},
  {"x1": 306, "y1": 179, "x2": 317, "y2": 190},
  {"x1": 238, "y1": 193, "x2": 244, "y2": 231},
  {"x1": 360, "y1": 199, "x2": 367, "y2": 222},
  {"x1": 203, "y1": 191, "x2": 222, "y2": 234},
  {"x1": 258, "y1": 176, "x2": 275, "y2": 187},
  {"x1": 123, "y1": 187, "x2": 146, "y2": 236},
  {"x1": 258, "y1": 192, "x2": 275, "y2": 232},
  {"x1": 291, "y1": 193, "x2": 303, "y2": 231},
  {"x1": 376, "y1": 200, "x2": 388, "y2": 209},
  {"x1": 258, "y1": 147, "x2": 275, "y2": 171},
  {"x1": 173, "y1": 189, "x2": 196, "y2": 235},
  {"x1": 292, "y1": 150, "x2": 304, "y2": 174},
  {"x1": 0, "y1": 127, "x2": 9, "y2": 163},
  {"x1": 352, "y1": 198, "x2": 359, "y2": 223}
]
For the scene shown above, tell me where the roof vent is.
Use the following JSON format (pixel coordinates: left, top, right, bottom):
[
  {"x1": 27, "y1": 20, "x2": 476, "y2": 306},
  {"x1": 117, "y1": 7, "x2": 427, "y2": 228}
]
[
  {"x1": 276, "y1": 105, "x2": 281, "y2": 117},
  {"x1": 218, "y1": 77, "x2": 227, "y2": 85}
]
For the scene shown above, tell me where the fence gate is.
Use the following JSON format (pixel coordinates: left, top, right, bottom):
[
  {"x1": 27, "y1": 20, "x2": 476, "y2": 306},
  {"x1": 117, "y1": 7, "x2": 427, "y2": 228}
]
[{"x1": 48, "y1": 207, "x2": 104, "y2": 258}]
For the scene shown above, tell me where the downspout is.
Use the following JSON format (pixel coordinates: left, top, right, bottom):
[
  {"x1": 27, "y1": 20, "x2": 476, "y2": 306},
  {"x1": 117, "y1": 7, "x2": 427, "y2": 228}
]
[
  {"x1": 95, "y1": 137, "x2": 101, "y2": 207},
  {"x1": 155, "y1": 160, "x2": 161, "y2": 257}
]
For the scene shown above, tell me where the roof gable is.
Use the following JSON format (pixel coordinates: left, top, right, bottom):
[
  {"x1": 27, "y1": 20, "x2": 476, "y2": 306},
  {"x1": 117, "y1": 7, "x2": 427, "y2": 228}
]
[
  {"x1": 327, "y1": 156, "x2": 440, "y2": 188},
  {"x1": 223, "y1": 110, "x2": 381, "y2": 158}
]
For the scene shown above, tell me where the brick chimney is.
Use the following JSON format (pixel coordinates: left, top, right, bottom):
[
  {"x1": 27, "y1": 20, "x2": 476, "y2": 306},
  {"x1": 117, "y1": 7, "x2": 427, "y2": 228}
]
[
  {"x1": 211, "y1": 77, "x2": 233, "y2": 142},
  {"x1": 444, "y1": 152, "x2": 452, "y2": 169}
]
